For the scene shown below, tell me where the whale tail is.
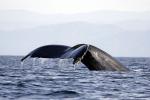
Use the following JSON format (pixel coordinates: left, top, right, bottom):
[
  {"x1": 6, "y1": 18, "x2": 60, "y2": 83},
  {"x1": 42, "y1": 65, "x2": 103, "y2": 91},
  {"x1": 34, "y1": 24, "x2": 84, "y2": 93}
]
[
  {"x1": 21, "y1": 45, "x2": 70, "y2": 61},
  {"x1": 21, "y1": 44, "x2": 87, "y2": 64},
  {"x1": 21, "y1": 44, "x2": 129, "y2": 71},
  {"x1": 21, "y1": 53, "x2": 31, "y2": 61}
]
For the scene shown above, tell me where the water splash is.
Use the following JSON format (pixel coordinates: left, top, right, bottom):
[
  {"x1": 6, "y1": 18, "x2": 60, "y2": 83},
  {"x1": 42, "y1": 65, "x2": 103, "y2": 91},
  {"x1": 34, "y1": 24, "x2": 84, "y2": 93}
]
[
  {"x1": 73, "y1": 64, "x2": 76, "y2": 70},
  {"x1": 32, "y1": 58, "x2": 36, "y2": 66},
  {"x1": 58, "y1": 59, "x2": 66, "y2": 69},
  {"x1": 21, "y1": 61, "x2": 24, "y2": 67},
  {"x1": 39, "y1": 58, "x2": 48, "y2": 65}
]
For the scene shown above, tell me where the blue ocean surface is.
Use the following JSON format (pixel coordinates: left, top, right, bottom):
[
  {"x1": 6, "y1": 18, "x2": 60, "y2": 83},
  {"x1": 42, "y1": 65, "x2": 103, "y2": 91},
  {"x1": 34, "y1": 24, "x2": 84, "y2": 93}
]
[{"x1": 0, "y1": 56, "x2": 150, "y2": 100}]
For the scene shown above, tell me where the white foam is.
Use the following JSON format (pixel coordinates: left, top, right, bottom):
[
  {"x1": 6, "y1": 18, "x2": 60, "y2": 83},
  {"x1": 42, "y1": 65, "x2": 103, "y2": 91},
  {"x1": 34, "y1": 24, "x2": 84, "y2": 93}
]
[
  {"x1": 21, "y1": 61, "x2": 24, "y2": 67},
  {"x1": 39, "y1": 58, "x2": 49, "y2": 65}
]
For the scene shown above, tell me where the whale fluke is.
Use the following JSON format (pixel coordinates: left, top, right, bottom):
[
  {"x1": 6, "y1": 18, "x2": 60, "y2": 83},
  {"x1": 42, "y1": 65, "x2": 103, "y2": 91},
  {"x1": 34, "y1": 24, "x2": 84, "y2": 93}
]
[
  {"x1": 21, "y1": 45, "x2": 70, "y2": 61},
  {"x1": 21, "y1": 44, "x2": 129, "y2": 71},
  {"x1": 81, "y1": 45, "x2": 129, "y2": 71}
]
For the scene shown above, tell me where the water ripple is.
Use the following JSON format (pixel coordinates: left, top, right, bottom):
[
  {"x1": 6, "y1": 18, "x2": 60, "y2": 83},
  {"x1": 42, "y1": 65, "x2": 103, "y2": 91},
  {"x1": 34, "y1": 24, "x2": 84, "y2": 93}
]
[{"x1": 0, "y1": 56, "x2": 150, "y2": 100}]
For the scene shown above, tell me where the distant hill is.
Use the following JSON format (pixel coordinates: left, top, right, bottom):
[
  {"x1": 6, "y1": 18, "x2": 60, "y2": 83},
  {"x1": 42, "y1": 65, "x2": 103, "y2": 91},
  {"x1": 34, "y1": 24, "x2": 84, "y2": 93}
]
[
  {"x1": 0, "y1": 10, "x2": 150, "y2": 31},
  {"x1": 1, "y1": 21, "x2": 150, "y2": 57},
  {"x1": 0, "y1": 10, "x2": 150, "y2": 56}
]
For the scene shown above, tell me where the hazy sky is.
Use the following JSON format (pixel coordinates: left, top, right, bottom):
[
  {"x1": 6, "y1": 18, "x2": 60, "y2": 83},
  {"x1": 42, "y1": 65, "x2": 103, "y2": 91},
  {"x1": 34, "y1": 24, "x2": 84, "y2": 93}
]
[
  {"x1": 0, "y1": 0, "x2": 150, "y2": 14},
  {"x1": 0, "y1": 0, "x2": 150, "y2": 57}
]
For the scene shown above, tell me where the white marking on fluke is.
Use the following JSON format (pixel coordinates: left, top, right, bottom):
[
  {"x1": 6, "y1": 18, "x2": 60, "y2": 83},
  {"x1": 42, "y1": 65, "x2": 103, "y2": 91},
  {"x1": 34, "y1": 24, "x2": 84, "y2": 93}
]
[{"x1": 74, "y1": 44, "x2": 89, "y2": 64}]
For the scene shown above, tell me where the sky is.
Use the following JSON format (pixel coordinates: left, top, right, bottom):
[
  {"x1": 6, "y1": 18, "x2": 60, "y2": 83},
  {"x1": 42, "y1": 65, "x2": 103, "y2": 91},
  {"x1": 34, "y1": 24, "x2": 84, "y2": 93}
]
[
  {"x1": 0, "y1": 0, "x2": 150, "y2": 57},
  {"x1": 0, "y1": 0, "x2": 150, "y2": 14}
]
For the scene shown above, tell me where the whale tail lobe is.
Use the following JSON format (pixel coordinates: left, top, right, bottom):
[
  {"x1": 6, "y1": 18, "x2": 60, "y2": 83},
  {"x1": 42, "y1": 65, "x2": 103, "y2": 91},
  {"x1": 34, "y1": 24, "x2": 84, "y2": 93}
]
[{"x1": 21, "y1": 45, "x2": 70, "y2": 61}]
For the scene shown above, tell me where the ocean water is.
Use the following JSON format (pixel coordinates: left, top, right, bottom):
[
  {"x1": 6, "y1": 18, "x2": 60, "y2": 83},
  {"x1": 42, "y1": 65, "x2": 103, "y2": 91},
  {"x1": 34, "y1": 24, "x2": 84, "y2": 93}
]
[{"x1": 0, "y1": 56, "x2": 150, "y2": 100}]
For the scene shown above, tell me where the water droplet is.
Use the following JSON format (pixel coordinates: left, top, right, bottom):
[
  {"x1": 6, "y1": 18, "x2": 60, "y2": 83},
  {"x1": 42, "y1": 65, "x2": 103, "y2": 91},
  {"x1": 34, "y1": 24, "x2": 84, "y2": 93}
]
[
  {"x1": 21, "y1": 61, "x2": 24, "y2": 67},
  {"x1": 32, "y1": 58, "x2": 36, "y2": 66},
  {"x1": 39, "y1": 58, "x2": 48, "y2": 65}
]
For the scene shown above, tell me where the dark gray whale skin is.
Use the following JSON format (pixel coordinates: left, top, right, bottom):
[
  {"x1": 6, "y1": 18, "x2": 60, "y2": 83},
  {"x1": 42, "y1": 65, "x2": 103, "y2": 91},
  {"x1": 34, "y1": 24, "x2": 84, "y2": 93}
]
[{"x1": 21, "y1": 44, "x2": 129, "y2": 71}]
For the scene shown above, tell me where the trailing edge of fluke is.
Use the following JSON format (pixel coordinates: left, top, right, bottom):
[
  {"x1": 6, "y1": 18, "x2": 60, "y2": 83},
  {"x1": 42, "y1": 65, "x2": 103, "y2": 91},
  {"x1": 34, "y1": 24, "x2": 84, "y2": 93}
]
[{"x1": 21, "y1": 44, "x2": 129, "y2": 71}]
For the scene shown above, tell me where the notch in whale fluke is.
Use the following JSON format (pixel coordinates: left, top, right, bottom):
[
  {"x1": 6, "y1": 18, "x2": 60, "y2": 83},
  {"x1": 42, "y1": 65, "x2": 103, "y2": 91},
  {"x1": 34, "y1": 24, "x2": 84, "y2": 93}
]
[{"x1": 21, "y1": 44, "x2": 129, "y2": 71}]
